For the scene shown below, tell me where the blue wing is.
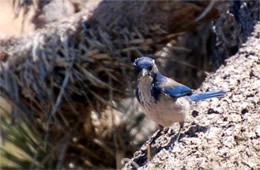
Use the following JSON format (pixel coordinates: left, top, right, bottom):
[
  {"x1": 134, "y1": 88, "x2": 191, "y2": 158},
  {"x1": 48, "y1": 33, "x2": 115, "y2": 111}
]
[
  {"x1": 163, "y1": 85, "x2": 192, "y2": 98},
  {"x1": 152, "y1": 74, "x2": 192, "y2": 99},
  {"x1": 152, "y1": 73, "x2": 225, "y2": 100},
  {"x1": 189, "y1": 90, "x2": 225, "y2": 102}
]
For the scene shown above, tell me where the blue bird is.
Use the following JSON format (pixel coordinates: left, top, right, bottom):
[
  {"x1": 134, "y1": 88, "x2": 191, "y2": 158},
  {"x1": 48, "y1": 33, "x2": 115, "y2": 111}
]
[{"x1": 133, "y1": 56, "x2": 225, "y2": 143}]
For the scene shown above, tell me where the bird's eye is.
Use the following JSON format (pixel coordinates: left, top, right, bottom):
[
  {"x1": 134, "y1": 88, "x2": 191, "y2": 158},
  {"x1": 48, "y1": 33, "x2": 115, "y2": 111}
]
[
  {"x1": 148, "y1": 65, "x2": 153, "y2": 70},
  {"x1": 134, "y1": 67, "x2": 140, "y2": 73}
]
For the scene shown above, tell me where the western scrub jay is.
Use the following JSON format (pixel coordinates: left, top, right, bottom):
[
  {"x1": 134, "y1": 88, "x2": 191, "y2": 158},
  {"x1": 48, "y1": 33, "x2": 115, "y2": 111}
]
[{"x1": 134, "y1": 56, "x2": 225, "y2": 143}]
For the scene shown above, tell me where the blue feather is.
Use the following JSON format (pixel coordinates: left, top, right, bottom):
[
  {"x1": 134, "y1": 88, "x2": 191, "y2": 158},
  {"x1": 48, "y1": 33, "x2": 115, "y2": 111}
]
[
  {"x1": 151, "y1": 86, "x2": 161, "y2": 101},
  {"x1": 150, "y1": 73, "x2": 166, "y2": 101},
  {"x1": 134, "y1": 57, "x2": 154, "y2": 70},
  {"x1": 153, "y1": 73, "x2": 167, "y2": 86},
  {"x1": 135, "y1": 87, "x2": 140, "y2": 103},
  {"x1": 163, "y1": 85, "x2": 192, "y2": 98},
  {"x1": 152, "y1": 73, "x2": 192, "y2": 99},
  {"x1": 189, "y1": 90, "x2": 225, "y2": 102}
]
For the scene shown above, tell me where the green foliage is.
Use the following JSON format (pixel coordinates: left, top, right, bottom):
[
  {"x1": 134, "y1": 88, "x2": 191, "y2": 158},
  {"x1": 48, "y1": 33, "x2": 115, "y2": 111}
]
[{"x1": 0, "y1": 112, "x2": 56, "y2": 169}]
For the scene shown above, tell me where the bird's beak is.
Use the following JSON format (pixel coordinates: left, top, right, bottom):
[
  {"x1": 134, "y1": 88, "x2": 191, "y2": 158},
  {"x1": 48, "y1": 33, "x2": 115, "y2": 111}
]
[{"x1": 141, "y1": 69, "x2": 149, "y2": 77}]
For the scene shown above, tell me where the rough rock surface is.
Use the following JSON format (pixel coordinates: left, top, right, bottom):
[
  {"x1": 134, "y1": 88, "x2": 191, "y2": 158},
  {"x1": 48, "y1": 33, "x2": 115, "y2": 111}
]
[{"x1": 123, "y1": 22, "x2": 260, "y2": 170}]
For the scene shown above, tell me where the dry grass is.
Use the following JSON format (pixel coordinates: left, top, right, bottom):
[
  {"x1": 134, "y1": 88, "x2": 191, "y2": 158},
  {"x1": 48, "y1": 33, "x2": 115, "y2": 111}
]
[{"x1": 0, "y1": 5, "x2": 181, "y2": 168}]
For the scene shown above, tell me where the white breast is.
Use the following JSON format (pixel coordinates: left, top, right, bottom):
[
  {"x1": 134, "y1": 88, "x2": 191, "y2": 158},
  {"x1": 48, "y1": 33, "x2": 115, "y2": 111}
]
[
  {"x1": 137, "y1": 77, "x2": 155, "y2": 111},
  {"x1": 138, "y1": 78, "x2": 191, "y2": 127}
]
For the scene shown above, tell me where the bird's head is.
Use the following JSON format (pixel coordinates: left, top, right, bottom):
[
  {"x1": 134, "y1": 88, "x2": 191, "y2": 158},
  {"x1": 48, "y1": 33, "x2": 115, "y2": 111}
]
[{"x1": 133, "y1": 57, "x2": 158, "y2": 78}]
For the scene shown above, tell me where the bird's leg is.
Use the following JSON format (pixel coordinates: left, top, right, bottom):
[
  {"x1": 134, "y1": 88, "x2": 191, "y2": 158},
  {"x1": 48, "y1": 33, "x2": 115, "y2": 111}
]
[
  {"x1": 168, "y1": 122, "x2": 184, "y2": 150},
  {"x1": 149, "y1": 125, "x2": 164, "y2": 144},
  {"x1": 154, "y1": 125, "x2": 164, "y2": 138},
  {"x1": 159, "y1": 125, "x2": 164, "y2": 131},
  {"x1": 147, "y1": 125, "x2": 164, "y2": 161},
  {"x1": 174, "y1": 122, "x2": 184, "y2": 145}
]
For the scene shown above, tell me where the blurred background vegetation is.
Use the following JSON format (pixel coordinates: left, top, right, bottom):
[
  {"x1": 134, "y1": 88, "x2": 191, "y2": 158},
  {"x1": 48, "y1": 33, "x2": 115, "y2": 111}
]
[{"x1": 0, "y1": 0, "x2": 258, "y2": 169}]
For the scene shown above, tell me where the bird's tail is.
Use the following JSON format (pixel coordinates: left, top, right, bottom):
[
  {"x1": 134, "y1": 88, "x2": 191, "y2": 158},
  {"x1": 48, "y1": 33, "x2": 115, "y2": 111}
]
[{"x1": 189, "y1": 90, "x2": 225, "y2": 102}]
